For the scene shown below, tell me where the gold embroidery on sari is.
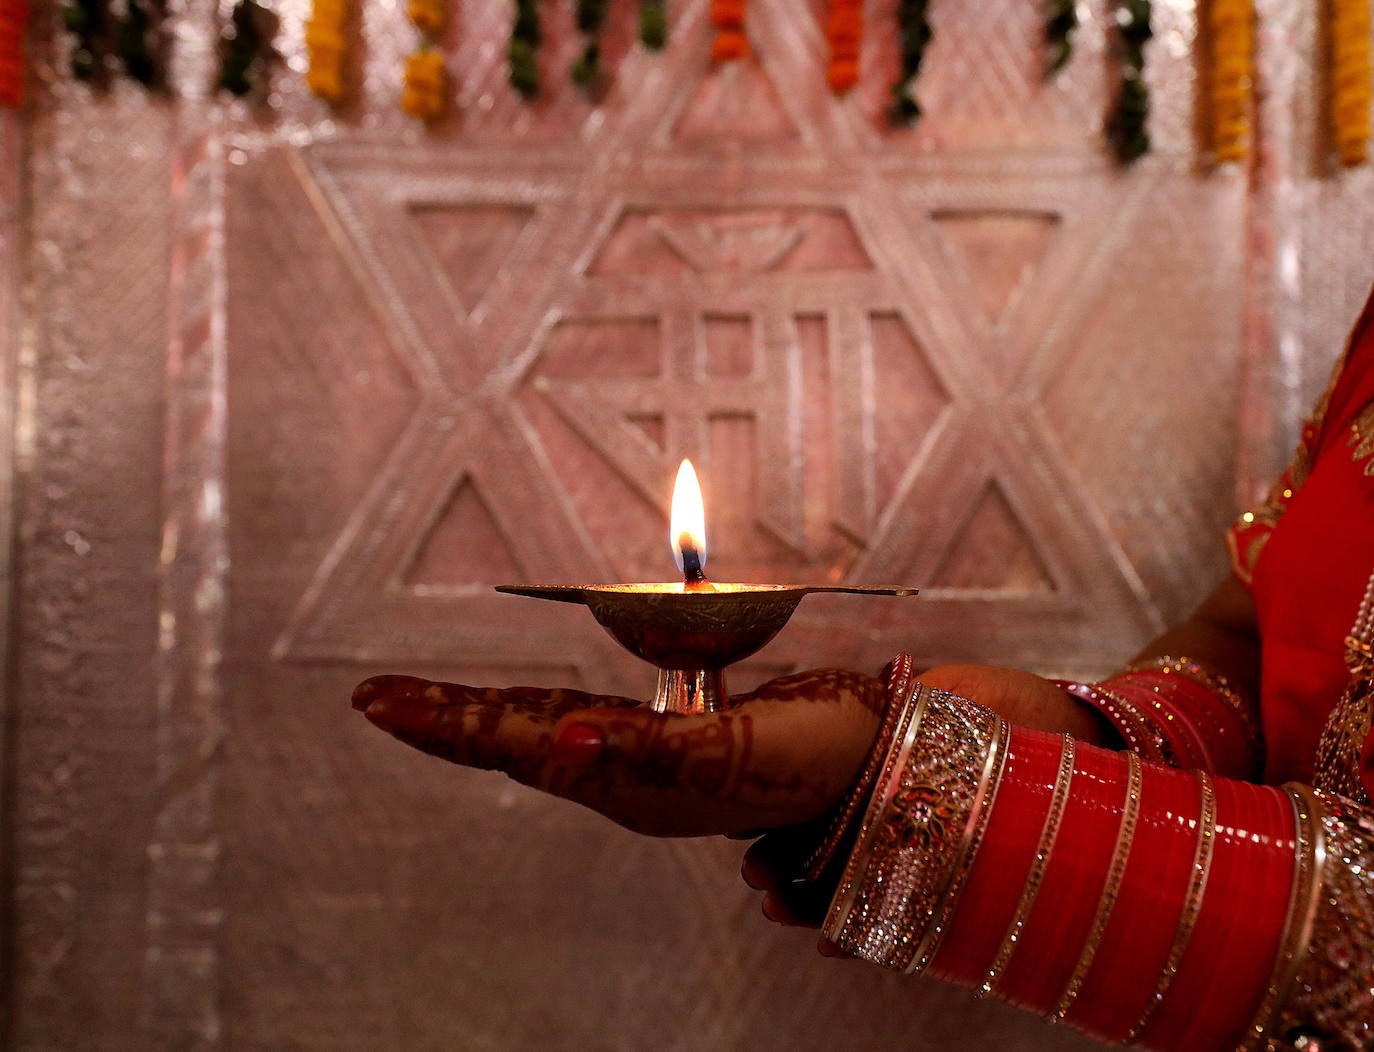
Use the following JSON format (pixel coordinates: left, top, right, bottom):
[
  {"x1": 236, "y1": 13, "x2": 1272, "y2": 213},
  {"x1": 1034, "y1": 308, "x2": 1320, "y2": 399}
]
[{"x1": 1350, "y1": 402, "x2": 1374, "y2": 476}]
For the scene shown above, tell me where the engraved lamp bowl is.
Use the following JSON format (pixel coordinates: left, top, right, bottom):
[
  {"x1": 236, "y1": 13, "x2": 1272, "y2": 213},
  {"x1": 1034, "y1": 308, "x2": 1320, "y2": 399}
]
[{"x1": 495, "y1": 583, "x2": 917, "y2": 714}]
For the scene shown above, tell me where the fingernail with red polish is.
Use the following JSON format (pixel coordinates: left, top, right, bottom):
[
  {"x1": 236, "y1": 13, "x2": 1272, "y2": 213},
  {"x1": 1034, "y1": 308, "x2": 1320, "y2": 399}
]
[
  {"x1": 550, "y1": 722, "x2": 603, "y2": 766},
  {"x1": 351, "y1": 679, "x2": 384, "y2": 711}
]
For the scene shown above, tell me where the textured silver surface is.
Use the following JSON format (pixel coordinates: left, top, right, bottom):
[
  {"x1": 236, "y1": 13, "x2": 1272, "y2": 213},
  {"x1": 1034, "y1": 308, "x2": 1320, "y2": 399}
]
[{"x1": 3, "y1": 0, "x2": 1370, "y2": 1049}]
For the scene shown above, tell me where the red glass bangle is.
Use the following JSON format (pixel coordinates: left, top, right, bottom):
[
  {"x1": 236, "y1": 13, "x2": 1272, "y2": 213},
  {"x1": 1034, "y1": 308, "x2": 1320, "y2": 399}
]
[
  {"x1": 926, "y1": 727, "x2": 1063, "y2": 988},
  {"x1": 959, "y1": 728, "x2": 1125, "y2": 1012}
]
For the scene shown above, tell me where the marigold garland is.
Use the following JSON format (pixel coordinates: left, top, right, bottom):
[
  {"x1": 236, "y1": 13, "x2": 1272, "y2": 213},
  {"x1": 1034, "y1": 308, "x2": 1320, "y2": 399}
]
[
  {"x1": 889, "y1": 0, "x2": 931, "y2": 124},
  {"x1": 710, "y1": 0, "x2": 748, "y2": 63},
  {"x1": 1206, "y1": 0, "x2": 1252, "y2": 163},
  {"x1": 1044, "y1": 0, "x2": 1075, "y2": 76},
  {"x1": 508, "y1": 0, "x2": 540, "y2": 96},
  {"x1": 305, "y1": 0, "x2": 348, "y2": 102},
  {"x1": 401, "y1": 0, "x2": 445, "y2": 120},
  {"x1": 0, "y1": 0, "x2": 30, "y2": 105},
  {"x1": 825, "y1": 0, "x2": 862, "y2": 93},
  {"x1": 1105, "y1": 0, "x2": 1151, "y2": 163},
  {"x1": 1331, "y1": 0, "x2": 1372, "y2": 166}
]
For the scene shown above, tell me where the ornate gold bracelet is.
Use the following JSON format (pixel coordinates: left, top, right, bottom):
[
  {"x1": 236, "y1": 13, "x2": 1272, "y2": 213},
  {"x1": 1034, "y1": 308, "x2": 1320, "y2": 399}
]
[
  {"x1": 823, "y1": 684, "x2": 1007, "y2": 973},
  {"x1": 1246, "y1": 786, "x2": 1374, "y2": 1051}
]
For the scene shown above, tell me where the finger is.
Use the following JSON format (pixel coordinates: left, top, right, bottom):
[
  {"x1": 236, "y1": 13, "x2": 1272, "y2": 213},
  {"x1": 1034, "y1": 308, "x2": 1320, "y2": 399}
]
[
  {"x1": 817, "y1": 938, "x2": 854, "y2": 960},
  {"x1": 351, "y1": 675, "x2": 636, "y2": 786},
  {"x1": 763, "y1": 882, "x2": 832, "y2": 928},
  {"x1": 741, "y1": 828, "x2": 815, "y2": 890},
  {"x1": 723, "y1": 828, "x2": 769, "y2": 841}
]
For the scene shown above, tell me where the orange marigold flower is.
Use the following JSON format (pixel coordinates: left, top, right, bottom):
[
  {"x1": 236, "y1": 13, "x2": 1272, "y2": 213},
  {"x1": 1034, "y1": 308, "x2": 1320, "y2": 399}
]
[
  {"x1": 826, "y1": 8, "x2": 862, "y2": 40},
  {"x1": 711, "y1": 29, "x2": 750, "y2": 61},
  {"x1": 826, "y1": 59, "x2": 859, "y2": 92},
  {"x1": 710, "y1": 0, "x2": 745, "y2": 30}
]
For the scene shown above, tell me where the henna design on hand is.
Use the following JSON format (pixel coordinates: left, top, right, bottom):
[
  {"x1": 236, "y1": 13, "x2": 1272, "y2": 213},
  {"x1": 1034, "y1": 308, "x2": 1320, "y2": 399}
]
[{"x1": 352, "y1": 667, "x2": 884, "y2": 838}]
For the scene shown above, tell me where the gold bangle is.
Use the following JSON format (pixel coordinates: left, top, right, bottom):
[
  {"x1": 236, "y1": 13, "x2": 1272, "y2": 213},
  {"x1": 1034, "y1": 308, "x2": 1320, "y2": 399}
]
[
  {"x1": 907, "y1": 715, "x2": 1009, "y2": 975},
  {"x1": 1089, "y1": 684, "x2": 1177, "y2": 766},
  {"x1": 1242, "y1": 784, "x2": 1326, "y2": 1049},
  {"x1": 1051, "y1": 750, "x2": 1143, "y2": 1020},
  {"x1": 978, "y1": 735, "x2": 1076, "y2": 997},
  {"x1": 802, "y1": 655, "x2": 912, "y2": 881},
  {"x1": 1061, "y1": 681, "x2": 1173, "y2": 765},
  {"x1": 1126, "y1": 770, "x2": 1218, "y2": 1043},
  {"x1": 824, "y1": 685, "x2": 1006, "y2": 972},
  {"x1": 823, "y1": 683, "x2": 924, "y2": 953}
]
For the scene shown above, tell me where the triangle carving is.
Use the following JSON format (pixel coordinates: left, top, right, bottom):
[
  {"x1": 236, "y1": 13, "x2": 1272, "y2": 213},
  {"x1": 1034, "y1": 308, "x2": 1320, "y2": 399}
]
[
  {"x1": 409, "y1": 203, "x2": 536, "y2": 317},
  {"x1": 402, "y1": 474, "x2": 525, "y2": 591},
  {"x1": 672, "y1": 57, "x2": 800, "y2": 143},
  {"x1": 927, "y1": 480, "x2": 1055, "y2": 594},
  {"x1": 931, "y1": 209, "x2": 1059, "y2": 329}
]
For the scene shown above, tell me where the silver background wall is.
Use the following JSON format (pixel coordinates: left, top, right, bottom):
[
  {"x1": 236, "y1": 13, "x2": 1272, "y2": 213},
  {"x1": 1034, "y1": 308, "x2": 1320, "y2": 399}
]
[{"x1": 2, "y1": 0, "x2": 1373, "y2": 1048}]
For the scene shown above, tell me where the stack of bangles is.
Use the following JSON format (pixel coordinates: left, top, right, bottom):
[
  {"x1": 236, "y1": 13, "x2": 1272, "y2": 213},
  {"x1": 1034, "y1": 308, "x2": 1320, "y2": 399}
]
[{"x1": 802, "y1": 655, "x2": 1374, "y2": 1050}]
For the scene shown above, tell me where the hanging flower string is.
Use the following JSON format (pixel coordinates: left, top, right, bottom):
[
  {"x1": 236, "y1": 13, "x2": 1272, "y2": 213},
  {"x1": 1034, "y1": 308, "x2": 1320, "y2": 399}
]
[
  {"x1": 305, "y1": 0, "x2": 348, "y2": 102},
  {"x1": 401, "y1": 0, "x2": 445, "y2": 119},
  {"x1": 64, "y1": 0, "x2": 111, "y2": 83},
  {"x1": 825, "y1": 0, "x2": 861, "y2": 93},
  {"x1": 1044, "y1": 0, "x2": 1075, "y2": 76},
  {"x1": 710, "y1": 0, "x2": 748, "y2": 62},
  {"x1": 1331, "y1": 0, "x2": 1372, "y2": 166},
  {"x1": 639, "y1": 0, "x2": 666, "y2": 49},
  {"x1": 1206, "y1": 0, "x2": 1252, "y2": 163},
  {"x1": 117, "y1": 0, "x2": 168, "y2": 88},
  {"x1": 217, "y1": 0, "x2": 277, "y2": 96},
  {"x1": 889, "y1": 0, "x2": 931, "y2": 124},
  {"x1": 508, "y1": 0, "x2": 539, "y2": 96},
  {"x1": 0, "y1": 0, "x2": 29, "y2": 105},
  {"x1": 1105, "y1": 0, "x2": 1151, "y2": 163}
]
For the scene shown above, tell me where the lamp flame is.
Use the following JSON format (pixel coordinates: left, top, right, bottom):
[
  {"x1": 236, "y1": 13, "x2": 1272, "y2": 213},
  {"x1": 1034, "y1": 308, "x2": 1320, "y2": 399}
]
[{"x1": 670, "y1": 458, "x2": 707, "y2": 578}]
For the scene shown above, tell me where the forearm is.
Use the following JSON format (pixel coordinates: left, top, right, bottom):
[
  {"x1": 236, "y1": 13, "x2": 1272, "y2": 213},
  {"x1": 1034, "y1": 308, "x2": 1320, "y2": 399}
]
[
  {"x1": 1058, "y1": 574, "x2": 1265, "y2": 778},
  {"x1": 1129, "y1": 573, "x2": 1262, "y2": 703},
  {"x1": 825, "y1": 681, "x2": 1369, "y2": 1050}
]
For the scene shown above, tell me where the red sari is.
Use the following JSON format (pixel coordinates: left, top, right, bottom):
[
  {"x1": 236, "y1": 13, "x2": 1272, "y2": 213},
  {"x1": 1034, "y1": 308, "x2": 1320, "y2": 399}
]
[{"x1": 1228, "y1": 295, "x2": 1374, "y2": 788}]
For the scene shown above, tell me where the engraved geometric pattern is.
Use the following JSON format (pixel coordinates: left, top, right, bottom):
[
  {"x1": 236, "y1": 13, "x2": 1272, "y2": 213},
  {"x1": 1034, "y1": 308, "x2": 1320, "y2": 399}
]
[{"x1": 273, "y1": 8, "x2": 1176, "y2": 681}]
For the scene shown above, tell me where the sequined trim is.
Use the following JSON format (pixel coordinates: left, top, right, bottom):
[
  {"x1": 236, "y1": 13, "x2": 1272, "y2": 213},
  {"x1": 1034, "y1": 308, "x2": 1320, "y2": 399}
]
[
  {"x1": 1050, "y1": 751, "x2": 1143, "y2": 1021},
  {"x1": 823, "y1": 685, "x2": 1006, "y2": 973},
  {"x1": 1126, "y1": 770, "x2": 1217, "y2": 1043},
  {"x1": 978, "y1": 735, "x2": 1076, "y2": 997},
  {"x1": 1350, "y1": 402, "x2": 1374, "y2": 476},
  {"x1": 1252, "y1": 787, "x2": 1374, "y2": 1051}
]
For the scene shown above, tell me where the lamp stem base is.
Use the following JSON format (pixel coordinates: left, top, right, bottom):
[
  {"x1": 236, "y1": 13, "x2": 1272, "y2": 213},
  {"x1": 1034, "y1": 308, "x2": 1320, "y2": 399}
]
[{"x1": 651, "y1": 668, "x2": 728, "y2": 713}]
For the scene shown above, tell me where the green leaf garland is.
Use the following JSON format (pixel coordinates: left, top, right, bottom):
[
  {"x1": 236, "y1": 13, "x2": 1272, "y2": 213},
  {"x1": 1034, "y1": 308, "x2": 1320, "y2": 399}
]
[
  {"x1": 508, "y1": 0, "x2": 541, "y2": 97},
  {"x1": 1044, "y1": 0, "x2": 1076, "y2": 76},
  {"x1": 639, "y1": 0, "x2": 667, "y2": 50},
  {"x1": 1106, "y1": 0, "x2": 1152, "y2": 162},
  {"x1": 890, "y1": 0, "x2": 932, "y2": 125}
]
